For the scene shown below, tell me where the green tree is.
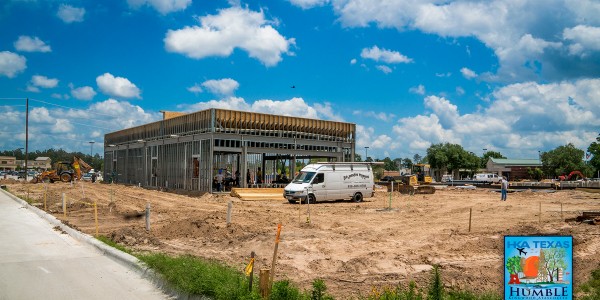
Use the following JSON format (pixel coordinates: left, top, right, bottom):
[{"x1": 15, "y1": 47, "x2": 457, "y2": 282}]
[
  {"x1": 526, "y1": 167, "x2": 544, "y2": 180},
  {"x1": 413, "y1": 154, "x2": 422, "y2": 164},
  {"x1": 481, "y1": 151, "x2": 506, "y2": 168},
  {"x1": 505, "y1": 256, "x2": 523, "y2": 275},
  {"x1": 540, "y1": 248, "x2": 567, "y2": 282},
  {"x1": 426, "y1": 143, "x2": 480, "y2": 178},
  {"x1": 587, "y1": 135, "x2": 600, "y2": 178},
  {"x1": 381, "y1": 157, "x2": 399, "y2": 171},
  {"x1": 402, "y1": 158, "x2": 413, "y2": 170},
  {"x1": 541, "y1": 143, "x2": 587, "y2": 178}
]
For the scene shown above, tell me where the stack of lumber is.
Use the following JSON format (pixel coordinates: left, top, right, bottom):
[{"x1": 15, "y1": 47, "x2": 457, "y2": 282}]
[{"x1": 230, "y1": 188, "x2": 285, "y2": 201}]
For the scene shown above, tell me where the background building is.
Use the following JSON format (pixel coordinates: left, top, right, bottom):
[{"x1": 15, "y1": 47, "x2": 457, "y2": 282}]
[
  {"x1": 486, "y1": 158, "x2": 542, "y2": 180},
  {"x1": 104, "y1": 108, "x2": 356, "y2": 193}
]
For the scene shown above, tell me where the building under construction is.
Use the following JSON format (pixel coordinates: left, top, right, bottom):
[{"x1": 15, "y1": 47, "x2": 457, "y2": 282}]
[{"x1": 103, "y1": 108, "x2": 356, "y2": 193}]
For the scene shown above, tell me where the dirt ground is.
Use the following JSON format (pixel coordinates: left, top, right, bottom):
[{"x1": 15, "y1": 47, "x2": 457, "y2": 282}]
[{"x1": 3, "y1": 180, "x2": 600, "y2": 299}]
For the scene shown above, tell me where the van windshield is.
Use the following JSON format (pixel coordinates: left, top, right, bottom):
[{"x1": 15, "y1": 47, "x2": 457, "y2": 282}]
[{"x1": 292, "y1": 171, "x2": 315, "y2": 183}]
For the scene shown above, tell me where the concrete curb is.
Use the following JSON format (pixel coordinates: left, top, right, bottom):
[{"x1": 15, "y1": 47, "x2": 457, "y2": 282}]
[{"x1": 0, "y1": 187, "x2": 206, "y2": 300}]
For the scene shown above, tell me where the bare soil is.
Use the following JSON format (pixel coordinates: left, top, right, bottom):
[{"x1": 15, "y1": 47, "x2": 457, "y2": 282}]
[{"x1": 3, "y1": 180, "x2": 600, "y2": 299}]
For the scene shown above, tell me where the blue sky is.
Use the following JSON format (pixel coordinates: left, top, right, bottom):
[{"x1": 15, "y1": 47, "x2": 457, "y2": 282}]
[{"x1": 1, "y1": 0, "x2": 599, "y2": 160}]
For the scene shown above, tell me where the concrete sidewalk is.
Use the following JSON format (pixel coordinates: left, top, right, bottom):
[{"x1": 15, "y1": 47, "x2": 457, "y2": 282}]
[{"x1": 0, "y1": 188, "x2": 172, "y2": 300}]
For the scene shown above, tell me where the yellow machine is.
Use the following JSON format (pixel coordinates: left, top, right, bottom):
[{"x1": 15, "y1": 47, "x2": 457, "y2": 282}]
[
  {"x1": 412, "y1": 163, "x2": 433, "y2": 184},
  {"x1": 33, "y1": 156, "x2": 92, "y2": 183}
]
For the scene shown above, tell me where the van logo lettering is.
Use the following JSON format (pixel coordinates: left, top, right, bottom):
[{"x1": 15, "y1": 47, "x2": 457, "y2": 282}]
[{"x1": 343, "y1": 173, "x2": 370, "y2": 180}]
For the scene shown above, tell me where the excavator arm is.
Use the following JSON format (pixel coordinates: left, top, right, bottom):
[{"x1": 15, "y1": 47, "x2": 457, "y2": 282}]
[{"x1": 72, "y1": 156, "x2": 93, "y2": 180}]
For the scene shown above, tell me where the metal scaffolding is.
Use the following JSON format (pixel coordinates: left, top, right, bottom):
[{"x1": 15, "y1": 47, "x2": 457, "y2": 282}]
[{"x1": 104, "y1": 108, "x2": 356, "y2": 193}]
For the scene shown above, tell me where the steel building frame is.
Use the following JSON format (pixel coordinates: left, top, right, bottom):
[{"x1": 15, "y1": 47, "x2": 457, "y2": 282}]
[{"x1": 104, "y1": 108, "x2": 356, "y2": 193}]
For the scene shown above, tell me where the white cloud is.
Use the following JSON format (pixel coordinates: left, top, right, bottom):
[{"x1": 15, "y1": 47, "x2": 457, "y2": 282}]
[
  {"x1": 0, "y1": 51, "x2": 26, "y2": 78},
  {"x1": 201, "y1": 78, "x2": 239, "y2": 96},
  {"x1": 90, "y1": 99, "x2": 159, "y2": 129},
  {"x1": 360, "y1": 45, "x2": 412, "y2": 64},
  {"x1": 127, "y1": 0, "x2": 191, "y2": 14},
  {"x1": 350, "y1": 58, "x2": 357, "y2": 64},
  {"x1": 178, "y1": 96, "x2": 343, "y2": 121},
  {"x1": 375, "y1": 65, "x2": 392, "y2": 74},
  {"x1": 187, "y1": 84, "x2": 203, "y2": 94},
  {"x1": 389, "y1": 78, "x2": 600, "y2": 158},
  {"x1": 460, "y1": 67, "x2": 477, "y2": 79},
  {"x1": 31, "y1": 75, "x2": 59, "y2": 88},
  {"x1": 96, "y1": 73, "x2": 141, "y2": 99},
  {"x1": 456, "y1": 86, "x2": 465, "y2": 95},
  {"x1": 57, "y1": 4, "x2": 85, "y2": 23},
  {"x1": 409, "y1": 84, "x2": 425, "y2": 95},
  {"x1": 289, "y1": 0, "x2": 330, "y2": 9},
  {"x1": 353, "y1": 110, "x2": 395, "y2": 122},
  {"x1": 563, "y1": 25, "x2": 600, "y2": 56},
  {"x1": 14, "y1": 36, "x2": 51, "y2": 52},
  {"x1": 30, "y1": 107, "x2": 53, "y2": 123},
  {"x1": 164, "y1": 7, "x2": 295, "y2": 66},
  {"x1": 71, "y1": 85, "x2": 97, "y2": 101},
  {"x1": 326, "y1": 0, "x2": 599, "y2": 82}
]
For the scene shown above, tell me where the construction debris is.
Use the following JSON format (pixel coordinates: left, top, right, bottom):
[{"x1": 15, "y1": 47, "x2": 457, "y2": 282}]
[
  {"x1": 566, "y1": 211, "x2": 600, "y2": 225},
  {"x1": 230, "y1": 188, "x2": 285, "y2": 201}
]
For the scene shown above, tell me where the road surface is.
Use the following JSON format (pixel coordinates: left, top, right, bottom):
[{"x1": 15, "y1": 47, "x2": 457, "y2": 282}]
[{"x1": 0, "y1": 189, "x2": 169, "y2": 300}]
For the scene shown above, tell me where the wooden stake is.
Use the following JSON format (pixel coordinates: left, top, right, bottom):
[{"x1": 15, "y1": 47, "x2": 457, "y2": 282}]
[
  {"x1": 468, "y1": 208, "x2": 472, "y2": 232},
  {"x1": 269, "y1": 224, "x2": 282, "y2": 288},
  {"x1": 259, "y1": 269, "x2": 270, "y2": 298},
  {"x1": 145, "y1": 202, "x2": 151, "y2": 231},
  {"x1": 43, "y1": 185, "x2": 47, "y2": 211},
  {"x1": 226, "y1": 201, "x2": 232, "y2": 226},
  {"x1": 94, "y1": 199, "x2": 99, "y2": 237},
  {"x1": 62, "y1": 193, "x2": 66, "y2": 217},
  {"x1": 539, "y1": 202, "x2": 541, "y2": 224},
  {"x1": 248, "y1": 251, "x2": 255, "y2": 292},
  {"x1": 560, "y1": 203, "x2": 563, "y2": 220}
]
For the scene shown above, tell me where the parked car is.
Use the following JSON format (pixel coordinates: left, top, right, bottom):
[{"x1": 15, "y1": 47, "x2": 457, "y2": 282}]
[{"x1": 82, "y1": 173, "x2": 93, "y2": 181}]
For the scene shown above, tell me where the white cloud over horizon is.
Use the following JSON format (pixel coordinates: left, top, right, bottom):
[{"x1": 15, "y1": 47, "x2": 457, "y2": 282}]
[
  {"x1": 127, "y1": 0, "x2": 191, "y2": 14},
  {"x1": 164, "y1": 7, "x2": 295, "y2": 66},
  {"x1": 96, "y1": 73, "x2": 141, "y2": 99},
  {"x1": 293, "y1": 0, "x2": 600, "y2": 82},
  {"x1": 360, "y1": 45, "x2": 412, "y2": 64},
  {"x1": 57, "y1": 4, "x2": 85, "y2": 23},
  {"x1": 0, "y1": 51, "x2": 26, "y2": 78},
  {"x1": 201, "y1": 78, "x2": 239, "y2": 96},
  {"x1": 71, "y1": 85, "x2": 97, "y2": 101},
  {"x1": 14, "y1": 36, "x2": 51, "y2": 52}
]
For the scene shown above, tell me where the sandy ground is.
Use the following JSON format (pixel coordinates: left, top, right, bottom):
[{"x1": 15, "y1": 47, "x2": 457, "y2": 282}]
[{"x1": 2, "y1": 179, "x2": 600, "y2": 299}]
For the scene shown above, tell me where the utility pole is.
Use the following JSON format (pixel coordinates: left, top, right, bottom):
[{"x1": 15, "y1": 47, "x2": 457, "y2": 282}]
[
  {"x1": 89, "y1": 141, "x2": 95, "y2": 157},
  {"x1": 25, "y1": 98, "x2": 29, "y2": 181}
]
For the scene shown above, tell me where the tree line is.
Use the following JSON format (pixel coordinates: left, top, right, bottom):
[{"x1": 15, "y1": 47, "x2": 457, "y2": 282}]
[{"x1": 359, "y1": 138, "x2": 600, "y2": 180}]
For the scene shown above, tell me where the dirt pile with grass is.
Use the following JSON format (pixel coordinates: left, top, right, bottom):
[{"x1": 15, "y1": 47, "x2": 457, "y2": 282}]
[{"x1": 3, "y1": 179, "x2": 600, "y2": 298}]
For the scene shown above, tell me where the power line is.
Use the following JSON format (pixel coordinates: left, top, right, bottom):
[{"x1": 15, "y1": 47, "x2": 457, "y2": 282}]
[{"x1": 30, "y1": 98, "x2": 117, "y2": 118}]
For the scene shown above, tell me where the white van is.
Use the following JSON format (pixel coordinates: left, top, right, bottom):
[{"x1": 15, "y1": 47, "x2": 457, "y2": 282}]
[
  {"x1": 283, "y1": 162, "x2": 375, "y2": 204},
  {"x1": 473, "y1": 173, "x2": 501, "y2": 183}
]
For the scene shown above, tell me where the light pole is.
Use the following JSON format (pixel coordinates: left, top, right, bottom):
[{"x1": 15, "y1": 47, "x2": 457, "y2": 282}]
[
  {"x1": 364, "y1": 146, "x2": 369, "y2": 162},
  {"x1": 89, "y1": 141, "x2": 95, "y2": 157}
]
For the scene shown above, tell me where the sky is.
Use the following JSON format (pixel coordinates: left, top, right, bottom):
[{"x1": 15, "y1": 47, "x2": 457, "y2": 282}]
[{"x1": 1, "y1": 0, "x2": 599, "y2": 160}]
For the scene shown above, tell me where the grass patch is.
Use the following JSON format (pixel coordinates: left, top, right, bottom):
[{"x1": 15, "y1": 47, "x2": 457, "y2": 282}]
[
  {"x1": 578, "y1": 266, "x2": 600, "y2": 300},
  {"x1": 96, "y1": 235, "x2": 132, "y2": 255},
  {"x1": 137, "y1": 253, "x2": 261, "y2": 299}
]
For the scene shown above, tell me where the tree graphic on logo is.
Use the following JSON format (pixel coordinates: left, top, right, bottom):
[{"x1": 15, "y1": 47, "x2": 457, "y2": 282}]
[
  {"x1": 506, "y1": 256, "x2": 523, "y2": 284},
  {"x1": 539, "y1": 248, "x2": 567, "y2": 283}
]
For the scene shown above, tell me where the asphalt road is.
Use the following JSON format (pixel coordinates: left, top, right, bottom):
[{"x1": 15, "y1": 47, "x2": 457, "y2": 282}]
[{"x1": 0, "y1": 189, "x2": 169, "y2": 300}]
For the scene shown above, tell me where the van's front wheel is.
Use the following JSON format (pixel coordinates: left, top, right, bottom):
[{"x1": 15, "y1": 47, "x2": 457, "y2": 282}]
[
  {"x1": 353, "y1": 192, "x2": 363, "y2": 203},
  {"x1": 304, "y1": 194, "x2": 316, "y2": 204}
]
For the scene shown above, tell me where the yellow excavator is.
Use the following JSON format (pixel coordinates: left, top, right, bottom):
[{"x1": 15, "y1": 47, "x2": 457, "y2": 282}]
[{"x1": 32, "y1": 156, "x2": 92, "y2": 183}]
